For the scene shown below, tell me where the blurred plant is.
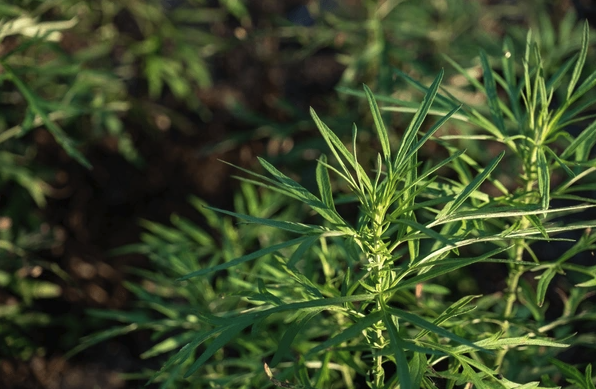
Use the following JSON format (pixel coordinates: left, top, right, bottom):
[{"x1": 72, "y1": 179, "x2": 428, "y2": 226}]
[
  {"x1": 71, "y1": 21, "x2": 596, "y2": 388},
  {"x1": 0, "y1": 9, "x2": 129, "y2": 362},
  {"x1": 0, "y1": 224, "x2": 66, "y2": 360},
  {"x1": 47, "y1": 0, "x2": 250, "y2": 117}
]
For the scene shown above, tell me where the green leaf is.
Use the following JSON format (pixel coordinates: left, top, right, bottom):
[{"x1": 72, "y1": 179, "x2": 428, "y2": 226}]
[
  {"x1": 405, "y1": 103, "x2": 462, "y2": 163},
  {"x1": 560, "y1": 119, "x2": 596, "y2": 160},
  {"x1": 270, "y1": 309, "x2": 324, "y2": 367},
  {"x1": 567, "y1": 21, "x2": 589, "y2": 101},
  {"x1": 258, "y1": 157, "x2": 346, "y2": 226},
  {"x1": 386, "y1": 307, "x2": 487, "y2": 353},
  {"x1": 390, "y1": 218, "x2": 456, "y2": 248},
  {"x1": 480, "y1": 50, "x2": 506, "y2": 135},
  {"x1": 551, "y1": 358, "x2": 589, "y2": 389},
  {"x1": 408, "y1": 352, "x2": 427, "y2": 389},
  {"x1": 537, "y1": 149, "x2": 550, "y2": 210},
  {"x1": 395, "y1": 247, "x2": 514, "y2": 290},
  {"x1": 2, "y1": 63, "x2": 92, "y2": 169},
  {"x1": 141, "y1": 332, "x2": 195, "y2": 359},
  {"x1": 205, "y1": 205, "x2": 325, "y2": 235},
  {"x1": 544, "y1": 147, "x2": 576, "y2": 179},
  {"x1": 308, "y1": 311, "x2": 383, "y2": 355},
  {"x1": 178, "y1": 236, "x2": 310, "y2": 280},
  {"x1": 364, "y1": 84, "x2": 392, "y2": 165},
  {"x1": 414, "y1": 295, "x2": 480, "y2": 340},
  {"x1": 394, "y1": 69, "x2": 444, "y2": 172},
  {"x1": 316, "y1": 154, "x2": 336, "y2": 211},
  {"x1": 536, "y1": 266, "x2": 558, "y2": 307},
  {"x1": 436, "y1": 151, "x2": 505, "y2": 219},
  {"x1": 310, "y1": 108, "x2": 371, "y2": 193},
  {"x1": 184, "y1": 320, "x2": 252, "y2": 377},
  {"x1": 576, "y1": 278, "x2": 596, "y2": 288},
  {"x1": 381, "y1": 305, "x2": 411, "y2": 389}
]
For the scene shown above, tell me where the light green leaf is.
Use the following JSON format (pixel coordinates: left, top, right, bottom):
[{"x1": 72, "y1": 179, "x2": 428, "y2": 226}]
[
  {"x1": 480, "y1": 50, "x2": 506, "y2": 136},
  {"x1": 436, "y1": 151, "x2": 505, "y2": 219},
  {"x1": 205, "y1": 205, "x2": 325, "y2": 235},
  {"x1": 394, "y1": 69, "x2": 444, "y2": 172},
  {"x1": 560, "y1": 119, "x2": 596, "y2": 160},
  {"x1": 364, "y1": 84, "x2": 392, "y2": 165},
  {"x1": 576, "y1": 278, "x2": 596, "y2": 288},
  {"x1": 258, "y1": 157, "x2": 346, "y2": 226},
  {"x1": 386, "y1": 307, "x2": 487, "y2": 353},
  {"x1": 537, "y1": 149, "x2": 550, "y2": 210},
  {"x1": 316, "y1": 154, "x2": 336, "y2": 211},
  {"x1": 567, "y1": 20, "x2": 589, "y2": 101},
  {"x1": 381, "y1": 305, "x2": 411, "y2": 389}
]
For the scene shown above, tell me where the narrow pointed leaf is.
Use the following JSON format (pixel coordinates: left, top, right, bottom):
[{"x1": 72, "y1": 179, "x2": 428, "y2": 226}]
[
  {"x1": 258, "y1": 157, "x2": 345, "y2": 225},
  {"x1": 184, "y1": 321, "x2": 252, "y2": 377},
  {"x1": 386, "y1": 307, "x2": 487, "y2": 353},
  {"x1": 567, "y1": 21, "x2": 589, "y2": 100},
  {"x1": 536, "y1": 266, "x2": 558, "y2": 307},
  {"x1": 308, "y1": 311, "x2": 383, "y2": 355},
  {"x1": 437, "y1": 151, "x2": 505, "y2": 218},
  {"x1": 405, "y1": 104, "x2": 462, "y2": 162},
  {"x1": 537, "y1": 148, "x2": 550, "y2": 210},
  {"x1": 560, "y1": 119, "x2": 596, "y2": 160},
  {"x1": 316, "y1": 154, "x2": 336, "y2": 211},
  {"x1": 270, "y1": 309, "x2": 324, "y2": 367},
  {"x1": 364, "y1": 84, "x2": 392, "y2": 164},
  {"x1": 480, "y1": 51, "x2": 506, "y2": 135},
  {"x1": 395, "y1": 69, "x2": 444, "y2": 172},
  {"x1": 205, "y1": 206, "x2": 324, "y2": 234},
  {"x1": 382, "y1": 307, "x2": 411, "y2": 389},
  {"x1": 178, "y1": 236, "x2": 310, "y2": 280}
]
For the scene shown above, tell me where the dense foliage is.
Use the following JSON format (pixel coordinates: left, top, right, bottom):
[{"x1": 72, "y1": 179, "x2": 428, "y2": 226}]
[{"x1": 1, "y1": 1, "x2": 596, "y2": 388}]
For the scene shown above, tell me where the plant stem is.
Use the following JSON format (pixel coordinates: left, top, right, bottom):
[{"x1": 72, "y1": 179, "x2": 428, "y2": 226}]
[{"x1": 495, "y1": 136, "x2": 541, "y2": 371}]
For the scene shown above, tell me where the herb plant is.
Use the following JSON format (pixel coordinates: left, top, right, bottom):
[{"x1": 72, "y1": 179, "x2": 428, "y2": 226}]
[{"x1": 75, "y1": 21, "x2": 596, "y2": 388}]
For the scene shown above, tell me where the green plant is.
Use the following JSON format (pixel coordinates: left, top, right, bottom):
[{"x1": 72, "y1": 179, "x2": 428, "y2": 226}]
[
  {"x1": 73, "y1": 19, "x2": 596, "y2": 389},
  {"x1": 0, "y1": 10, "x2": 128, "y2": 362}
]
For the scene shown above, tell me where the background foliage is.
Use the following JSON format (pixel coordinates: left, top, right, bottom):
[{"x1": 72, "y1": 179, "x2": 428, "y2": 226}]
[{"x1": 1, "y1": 0, "x2": 596, "y2": 388}]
